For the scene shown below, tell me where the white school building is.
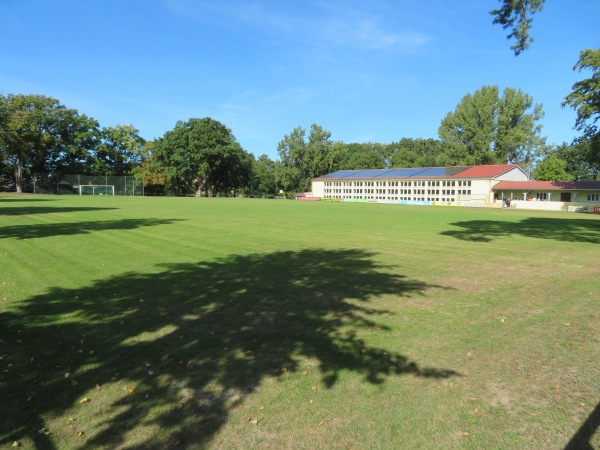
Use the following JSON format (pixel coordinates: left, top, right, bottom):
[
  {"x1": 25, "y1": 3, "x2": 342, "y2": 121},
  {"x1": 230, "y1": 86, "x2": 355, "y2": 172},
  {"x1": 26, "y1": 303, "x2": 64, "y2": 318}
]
[{"x1": 309, "y1": 164, "x2": 600, "y2": 212}]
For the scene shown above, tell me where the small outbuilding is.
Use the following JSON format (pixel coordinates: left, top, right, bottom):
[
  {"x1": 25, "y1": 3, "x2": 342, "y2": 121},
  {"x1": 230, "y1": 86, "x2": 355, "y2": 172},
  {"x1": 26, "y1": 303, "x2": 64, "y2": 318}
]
[{"x1": 492, "y1": 180, "x2": 600, "y2": 211}]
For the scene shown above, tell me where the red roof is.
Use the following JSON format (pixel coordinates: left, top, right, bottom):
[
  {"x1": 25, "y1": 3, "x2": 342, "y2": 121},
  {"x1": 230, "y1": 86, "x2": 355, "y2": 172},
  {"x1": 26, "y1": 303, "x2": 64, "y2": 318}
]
[
  {"x1": 493, "y1": 181, "x2": 600, "y2": 191},
  {"x1": 454, "y1": 164, "x2": 521, "y2": 178}
]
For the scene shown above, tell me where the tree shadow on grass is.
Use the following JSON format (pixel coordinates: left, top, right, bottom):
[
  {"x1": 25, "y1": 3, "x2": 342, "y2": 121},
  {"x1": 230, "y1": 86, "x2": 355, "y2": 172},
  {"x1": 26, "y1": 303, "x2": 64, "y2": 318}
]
[
  {"x1": 564, "y1": 401, "x2": 600, "y2": 449},
  {"x1": 0, "y1": 249, "x2": 458, "y2": 449},
  {"x1": 0, "y1": 198, "x2": 59, "y2": 203},
  {"x1": 441, "y1": 217, "x2": 600, "y2": 244},
  {"x1": 0, "y1": 206, "x2": 118, "y2": 216},
  {"x1": 0, "y1": 219, "x2": 183, "y2": 240}
]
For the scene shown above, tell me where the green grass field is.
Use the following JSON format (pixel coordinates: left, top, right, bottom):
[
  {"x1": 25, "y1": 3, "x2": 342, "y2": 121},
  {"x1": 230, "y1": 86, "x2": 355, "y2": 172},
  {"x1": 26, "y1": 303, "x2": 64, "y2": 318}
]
[{"x1": 1, "y1": 195, "x2": 599, "y2": 449}]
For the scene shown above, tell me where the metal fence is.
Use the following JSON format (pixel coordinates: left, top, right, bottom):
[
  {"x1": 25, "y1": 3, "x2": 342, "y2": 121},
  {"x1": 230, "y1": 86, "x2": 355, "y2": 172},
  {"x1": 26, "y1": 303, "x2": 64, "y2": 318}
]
[{"x1": 32, "y1": 174, "x2": 144, "y2": 196}]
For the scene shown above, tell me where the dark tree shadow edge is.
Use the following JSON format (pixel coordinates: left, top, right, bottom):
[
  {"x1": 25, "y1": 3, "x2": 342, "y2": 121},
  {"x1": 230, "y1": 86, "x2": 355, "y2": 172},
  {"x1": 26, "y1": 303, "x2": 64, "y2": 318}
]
[
  {"x1": 0, "y1": 249, "x2": 459, "y2": 449},
  {"x1": 441, "y1": 217, "x2": 600, "y2": 244},
  {"x1": 0, "y1": 218, "x2": 183, "y2": 240}
]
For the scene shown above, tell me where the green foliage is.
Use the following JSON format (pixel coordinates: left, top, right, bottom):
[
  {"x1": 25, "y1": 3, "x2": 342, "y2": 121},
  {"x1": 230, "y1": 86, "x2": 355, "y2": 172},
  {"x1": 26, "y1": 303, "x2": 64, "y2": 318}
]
[
  {"x1": 153, "y1": 117, "x2": 253, "y2": 196},
  {"x1": 0, "y1": 94, "x2": 100, "y2": 192},
  {"x1": 438, "y1": 86, "x2": 500, "y2": 165},
  {"x1": 250, "y1": 154, "x2": 277, "y2": 196},
  {"x1": 438, "y1": 85, "x2": 545, "y2": 166},
  {"x1": 338, "y1": 142, "x2": 388, "y2": 170},
  {"x1": 388, "y1": 138, "x2": 445, "y2": 168},
  {"x1": 132, "y1": 141, "x2": 167, "y2": 194},
  {"x1": 554, "y1": 141, "x2": 600, "y2": 181},
  {"x1": 277, "y1": 124, "x2": 335, "y2": 192},
  {"x1": 490, "y1": 0, "x2": 545, "y2": 55},
  {"x1": 94, "y1": 124, "x2": 145, "y2": 175},
  {"x1": 562, "y1": 48, "x2": 600, "y2": 167},
  {"x1": 532, "y1": 155, "x2": 574, "y2": 181}
]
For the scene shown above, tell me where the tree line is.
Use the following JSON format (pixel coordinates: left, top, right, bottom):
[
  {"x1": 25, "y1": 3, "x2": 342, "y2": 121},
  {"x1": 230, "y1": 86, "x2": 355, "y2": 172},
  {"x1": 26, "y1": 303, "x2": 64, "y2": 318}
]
[{"x1": 1, "y1": 48, "x2": 598, "y2": 195}]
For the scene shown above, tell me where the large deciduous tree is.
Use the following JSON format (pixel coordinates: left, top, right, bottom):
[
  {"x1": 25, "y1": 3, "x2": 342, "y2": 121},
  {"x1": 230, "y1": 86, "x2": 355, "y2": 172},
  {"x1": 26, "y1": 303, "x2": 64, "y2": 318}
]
[
  {"x1": 532, "y1": 154, "x2": 574, "y2": 181},
  {"x1": 490, "y1": 0, "x2": 545, "y2": 55},
  {"x1": 153, "y1": 117, "x2": 252, "y2": 197},
  {"x1": 562, "y1": 48, "x2": 600, "y2": 167},
  {"x1": 438, "y1": 85, "x2": 545, "y2": 167},
  {"x1": 277, "y1": 124, "x2": 335, "y2": 192},
  {"x1": 338, "y1": 143, "x2": 388, "y2": 170},
  {"x1": 388, "y1": 138, "x2": 444, "y2": 168},
  {"x1": 0, "y1": 94, "x2": 100, "y2": 192},
  {"x1": 133, "y1": 141, "x2": 167, "y2": 194},
  {"x1": 250, "y1": 154, "x2": 277, "y2": 196},
  {"x1": 94, "y1": 124, "x2": 145, "y2": 175}
]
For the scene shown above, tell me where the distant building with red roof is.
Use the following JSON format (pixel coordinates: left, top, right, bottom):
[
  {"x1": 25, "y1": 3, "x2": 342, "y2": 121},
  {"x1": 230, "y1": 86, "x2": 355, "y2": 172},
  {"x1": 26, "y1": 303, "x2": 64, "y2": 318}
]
[
  {"x1": 493, "y1": 180, "x2": 600, "y2": 204},
  {"x1": 310, "y1": 165, "x2": 600, "y2": 212}
]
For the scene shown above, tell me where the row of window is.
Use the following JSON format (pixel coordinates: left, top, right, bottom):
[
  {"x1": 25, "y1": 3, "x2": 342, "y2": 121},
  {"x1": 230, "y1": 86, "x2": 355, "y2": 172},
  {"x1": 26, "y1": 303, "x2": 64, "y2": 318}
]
[
  {"x1": 324, "y1": 180, "x2": 472, "y2": 187},
  {"x1": 324, "y1": 189, "x2": 471, "y2": 196},
  {"x1": 323, "y1": 195, "x2": 466, "y2": 202},
  {"x1": 528, "y1": 193, "x2": 598, "y2": 201}
]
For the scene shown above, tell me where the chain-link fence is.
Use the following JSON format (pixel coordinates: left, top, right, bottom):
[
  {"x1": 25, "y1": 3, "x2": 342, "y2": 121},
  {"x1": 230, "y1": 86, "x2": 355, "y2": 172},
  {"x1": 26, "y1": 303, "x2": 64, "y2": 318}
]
[{"x1": 32, "y1": 174, "x2": 144, "y2": 196}]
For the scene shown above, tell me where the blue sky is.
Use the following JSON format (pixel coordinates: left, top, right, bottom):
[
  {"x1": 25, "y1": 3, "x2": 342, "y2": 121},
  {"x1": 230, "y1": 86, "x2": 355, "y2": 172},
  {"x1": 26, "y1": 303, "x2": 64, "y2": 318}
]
[{"x1": 1, "y1": 1, "x2": 598, "y2": 160}]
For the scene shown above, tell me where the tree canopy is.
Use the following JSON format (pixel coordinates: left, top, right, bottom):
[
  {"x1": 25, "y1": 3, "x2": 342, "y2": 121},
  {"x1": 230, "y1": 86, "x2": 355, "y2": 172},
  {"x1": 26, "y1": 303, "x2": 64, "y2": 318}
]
[
  {"x1": 562, "y1": 48, "x2": 600, "y2": 167},
  {"x1": 0, "y1": 94, "x2": 100, "y2": 192},
  {"x1": 93, "y1": 124, "x2": 145, "y2": 176},
  {"x1": 276, "y1": 124, "x2": 336, "y2": 192},
  {"x1": 153, "y1": 117, "x2": 253, "y2": 197},
  {"x1": 438, "y1": 85, "x2": 545, "y2": 167},
  {"x1": 490, "y1": 0, "x2": 545, "y2": 55},
  {"x1": 531, "y1": 154, "x2": 574, "y2": 181}
]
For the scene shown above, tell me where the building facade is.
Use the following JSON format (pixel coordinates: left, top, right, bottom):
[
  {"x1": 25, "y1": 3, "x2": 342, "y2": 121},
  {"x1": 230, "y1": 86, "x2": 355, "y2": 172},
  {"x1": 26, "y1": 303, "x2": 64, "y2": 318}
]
[{"x1": 310, "y1": 165, "x2": 600, "y2": 211}]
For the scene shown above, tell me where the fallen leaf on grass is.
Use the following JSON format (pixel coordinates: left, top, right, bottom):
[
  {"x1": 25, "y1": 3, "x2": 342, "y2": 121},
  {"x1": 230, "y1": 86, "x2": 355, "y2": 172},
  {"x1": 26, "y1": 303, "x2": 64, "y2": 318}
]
[
  {"x1": 281, "y1": 366, "x2": 287, "y2": 372},
  {"x1": 311, "y1": 386, "x2": 317, "y2": 391},
  {"x1": 303, "y1": 370, "x2": 309, "y2": 375},
  {"x1": 76, "y1": 431, "x2": 83, "y2": 437},
  {"x1": 318, "y1": 421, "x2": 325, "y2": 426},
  {"x1": 245, "y1": 415, "x2": 259, "y2": 425},
  {"x1": 12, "y1": 441, "x2": 19, "y2": 448},
  {"x1": 79, "y1": 397, "x2": 89, "y2": 404},
  {"x1": 469, "y1": 397, "x2": 477, "y2": 401}
]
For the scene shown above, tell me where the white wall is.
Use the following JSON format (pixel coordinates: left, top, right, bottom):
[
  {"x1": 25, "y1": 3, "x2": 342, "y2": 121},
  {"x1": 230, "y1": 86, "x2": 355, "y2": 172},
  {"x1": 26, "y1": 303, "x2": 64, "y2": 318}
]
[
  {"x1": 312, "y1": 181, "x2": 324, "y2": 197},
  {"x1": 472, "y1": 179, "x2": 493, "y2": 202},
  {"x1": 496, "y1": 167, "x2": 529, "y2": 181}
]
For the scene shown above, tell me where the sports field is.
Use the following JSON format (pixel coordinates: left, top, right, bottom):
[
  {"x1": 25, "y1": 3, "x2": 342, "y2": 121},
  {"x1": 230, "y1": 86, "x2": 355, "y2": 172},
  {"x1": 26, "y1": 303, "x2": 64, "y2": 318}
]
[{"x1": 1, "y1": 195, "x2": 598, "y2": 449}]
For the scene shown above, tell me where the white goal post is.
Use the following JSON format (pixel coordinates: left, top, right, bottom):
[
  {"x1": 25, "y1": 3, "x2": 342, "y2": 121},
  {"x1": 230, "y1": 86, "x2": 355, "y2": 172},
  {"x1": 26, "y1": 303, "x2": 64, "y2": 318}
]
[{"x1": 78, "y1": 185, "x2": 115, "y2": 196}]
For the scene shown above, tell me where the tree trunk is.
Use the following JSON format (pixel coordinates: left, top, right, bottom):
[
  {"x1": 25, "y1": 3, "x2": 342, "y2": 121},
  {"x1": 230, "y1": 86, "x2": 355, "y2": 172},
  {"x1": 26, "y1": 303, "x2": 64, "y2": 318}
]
[{"x1": 14, "y1": 160, "x2": 23, "y2": 194}]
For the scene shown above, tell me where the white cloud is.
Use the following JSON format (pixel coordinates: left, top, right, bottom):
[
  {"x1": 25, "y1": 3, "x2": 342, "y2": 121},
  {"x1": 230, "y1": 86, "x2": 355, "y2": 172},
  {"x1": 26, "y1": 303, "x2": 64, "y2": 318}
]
[{"x1": 159, "y1": 0, "x2": 431, "y2": 52}]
